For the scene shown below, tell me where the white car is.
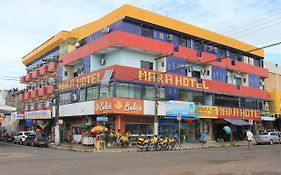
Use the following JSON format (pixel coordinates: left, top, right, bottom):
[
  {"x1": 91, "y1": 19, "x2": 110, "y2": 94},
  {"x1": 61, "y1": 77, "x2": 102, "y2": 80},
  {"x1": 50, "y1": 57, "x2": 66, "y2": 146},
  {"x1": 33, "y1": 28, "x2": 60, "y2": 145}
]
[
  {"x1": 14, "y1": 131, "x2": 35, "y2": 145},
  {"x1": 256, "y1": 132, "x2": 280, "y2": 145}
]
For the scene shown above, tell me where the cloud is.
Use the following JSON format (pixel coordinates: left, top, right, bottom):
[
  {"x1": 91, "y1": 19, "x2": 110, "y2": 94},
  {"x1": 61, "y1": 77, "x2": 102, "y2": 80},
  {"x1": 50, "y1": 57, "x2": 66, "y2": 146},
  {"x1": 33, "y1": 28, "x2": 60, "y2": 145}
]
[{"x1": 0, "y1": 0, "x2": 280, "y2": 89}]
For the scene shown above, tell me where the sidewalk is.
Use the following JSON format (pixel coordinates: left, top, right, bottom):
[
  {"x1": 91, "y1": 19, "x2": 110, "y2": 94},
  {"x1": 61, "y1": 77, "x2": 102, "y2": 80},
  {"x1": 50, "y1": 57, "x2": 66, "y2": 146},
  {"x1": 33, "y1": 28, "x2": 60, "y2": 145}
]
[{"x1": 49, "y1": 141, "x2": 249, "y2": 153}]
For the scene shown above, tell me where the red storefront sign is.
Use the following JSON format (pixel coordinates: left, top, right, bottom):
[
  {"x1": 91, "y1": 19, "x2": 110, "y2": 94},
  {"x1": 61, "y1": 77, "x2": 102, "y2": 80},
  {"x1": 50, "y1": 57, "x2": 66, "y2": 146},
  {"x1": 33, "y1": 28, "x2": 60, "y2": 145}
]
[
  {"x1": 217, "y1": 107, "x2": 260, "y2": 120},
  {"x1": 94, "y1": 98, "x2": 144, "y2": 115}
]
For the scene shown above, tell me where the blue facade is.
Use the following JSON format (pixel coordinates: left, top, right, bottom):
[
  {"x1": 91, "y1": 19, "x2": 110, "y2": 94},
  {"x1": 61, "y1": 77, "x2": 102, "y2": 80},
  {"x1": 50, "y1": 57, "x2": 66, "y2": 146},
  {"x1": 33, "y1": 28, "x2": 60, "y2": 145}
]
[
  {"x1": 212, "y1": 66, "x2": 227, "y2": 82},
  {"x1": 83, "y1": 56, "x2": 91, "y2": 74},
  {"x1": 166, "y1": 56, "x2": 186, "y2": 75},
  {"x1": 249, "y1": 74, "x2": 260, "y2": 88},
  {"x1": 165, "y1": 87, "x2": 179, "y2": 100}
]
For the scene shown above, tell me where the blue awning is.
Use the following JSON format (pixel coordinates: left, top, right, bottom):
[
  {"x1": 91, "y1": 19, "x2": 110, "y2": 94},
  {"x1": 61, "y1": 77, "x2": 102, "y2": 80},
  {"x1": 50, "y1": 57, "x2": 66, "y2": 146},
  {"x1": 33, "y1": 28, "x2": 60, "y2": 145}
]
[{"x1": 224, "y1": 118, "x2": 250, "y2": 126}]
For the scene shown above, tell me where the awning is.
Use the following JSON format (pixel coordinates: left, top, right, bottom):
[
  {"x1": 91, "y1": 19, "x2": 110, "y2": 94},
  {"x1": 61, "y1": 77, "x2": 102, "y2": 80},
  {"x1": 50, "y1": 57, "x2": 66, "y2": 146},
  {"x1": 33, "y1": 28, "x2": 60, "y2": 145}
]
[{"x1": 224, "y1": 118, "x2": 250, "y2": 126}]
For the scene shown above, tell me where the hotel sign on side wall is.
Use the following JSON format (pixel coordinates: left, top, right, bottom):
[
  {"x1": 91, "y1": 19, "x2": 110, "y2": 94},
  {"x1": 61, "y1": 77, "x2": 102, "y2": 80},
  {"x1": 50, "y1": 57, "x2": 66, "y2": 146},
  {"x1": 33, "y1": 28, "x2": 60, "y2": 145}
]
[
  {"x1": 58, "y1": 69, "x2": 105, "y2": 91},
  {"x1": 95, "y1": 98, "x2": 144, "y2": 115}
]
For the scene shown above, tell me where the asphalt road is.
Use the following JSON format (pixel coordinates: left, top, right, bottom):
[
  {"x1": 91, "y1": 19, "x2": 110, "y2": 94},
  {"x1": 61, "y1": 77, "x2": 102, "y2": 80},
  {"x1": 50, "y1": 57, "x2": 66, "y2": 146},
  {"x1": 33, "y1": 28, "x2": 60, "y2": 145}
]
[{"x1": 0, "y1": 142, "x2": 280, "y2": 175}]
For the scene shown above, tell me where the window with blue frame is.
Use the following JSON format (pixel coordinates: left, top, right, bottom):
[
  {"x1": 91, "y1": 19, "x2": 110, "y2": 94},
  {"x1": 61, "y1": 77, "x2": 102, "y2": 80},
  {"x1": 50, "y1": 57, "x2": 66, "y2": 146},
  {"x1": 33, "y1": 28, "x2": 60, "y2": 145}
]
[
  {"x1": 178, "y1": 37, "x2": 187, "y2": 47},
  {"x1": 141, "y1": 27, "x2": 153, "y2": 39},
  {"x1": 86, "y1": 86, "x2": 99, "y2": 101}
]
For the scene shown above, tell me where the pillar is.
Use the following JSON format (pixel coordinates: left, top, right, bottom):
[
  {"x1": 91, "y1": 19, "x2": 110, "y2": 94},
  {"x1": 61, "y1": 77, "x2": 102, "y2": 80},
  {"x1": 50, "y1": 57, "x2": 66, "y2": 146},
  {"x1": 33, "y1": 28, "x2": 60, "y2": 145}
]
[{"x1": 115, "y1": 115, "x2": 126, "y2": 134}]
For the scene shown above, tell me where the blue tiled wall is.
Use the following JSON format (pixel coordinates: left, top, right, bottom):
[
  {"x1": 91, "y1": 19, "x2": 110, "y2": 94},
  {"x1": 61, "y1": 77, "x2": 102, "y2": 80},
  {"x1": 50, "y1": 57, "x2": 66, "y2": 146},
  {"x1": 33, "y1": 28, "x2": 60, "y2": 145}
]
[
  {"x1": 249, "y1": 74, "x2": 260, "y2": 88},
  {"x1": 165, "y1": 87, "x2": 179, "y2": 100},
  {"x1": 212, "y1": 66, "x2": 226, "y2": 82},
  {"x1": 166, "y1": 56, "x2": 186, "y2": 75},
  {"x1": 83, "y1": 56, "x2": 91, "y2": 74}
]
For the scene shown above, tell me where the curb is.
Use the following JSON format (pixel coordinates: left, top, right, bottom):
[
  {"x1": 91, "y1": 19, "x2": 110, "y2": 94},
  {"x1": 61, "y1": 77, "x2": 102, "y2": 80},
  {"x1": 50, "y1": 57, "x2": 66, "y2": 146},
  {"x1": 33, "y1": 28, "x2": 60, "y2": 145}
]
[{"x1": 49, "y1": 142, "x2": 248, "y2": 153}]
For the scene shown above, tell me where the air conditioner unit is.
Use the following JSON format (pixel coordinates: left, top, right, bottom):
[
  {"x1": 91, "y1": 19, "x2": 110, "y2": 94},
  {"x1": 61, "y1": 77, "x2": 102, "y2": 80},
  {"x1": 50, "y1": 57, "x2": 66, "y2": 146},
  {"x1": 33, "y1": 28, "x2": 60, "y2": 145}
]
[
  {"x1": 48, "y1": 98, "x2": 54, "y2": 104},
  {"x1": 101, "y1": 27, "x2": 110, "y2": 33},
  {"x1": 201, "y1": 69, "x2": 206, "y2": 75},
  {"x1": 100, "y1": 56, "x2": 106, "y2": 65},
  {"x1": 75, "y1": 41, "x2": 80, "y2": 48},
  {"x1": 35, "y1": 64, "x2": 40, "y2": 68},
  {"x1": 48, "y1": 77, "x2": 56, "y2": 85},
  {"x1": 33, "y1": 83, "x2": 38, "y2": 88},
  {"x1": 167, "y1": 34, "x2": 173, "y2": 41}
]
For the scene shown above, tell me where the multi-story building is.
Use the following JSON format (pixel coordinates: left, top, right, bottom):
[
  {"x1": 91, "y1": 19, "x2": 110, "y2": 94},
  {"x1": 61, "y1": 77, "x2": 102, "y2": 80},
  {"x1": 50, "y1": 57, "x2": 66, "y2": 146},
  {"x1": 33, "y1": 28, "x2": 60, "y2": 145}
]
[
  {"x1": 264, "y1": 61, "x2": 281, "y2": 130},
  {"x1": 19, "y1": 4, "x2": 270, "y2": 143}
]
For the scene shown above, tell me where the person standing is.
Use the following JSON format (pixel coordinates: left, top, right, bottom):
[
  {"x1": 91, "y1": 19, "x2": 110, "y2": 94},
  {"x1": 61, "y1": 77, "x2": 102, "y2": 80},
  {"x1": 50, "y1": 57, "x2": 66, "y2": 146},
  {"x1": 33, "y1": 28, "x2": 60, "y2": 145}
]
[{"x1": 246, "y1": 130, "x2": 254, "y2": 150}]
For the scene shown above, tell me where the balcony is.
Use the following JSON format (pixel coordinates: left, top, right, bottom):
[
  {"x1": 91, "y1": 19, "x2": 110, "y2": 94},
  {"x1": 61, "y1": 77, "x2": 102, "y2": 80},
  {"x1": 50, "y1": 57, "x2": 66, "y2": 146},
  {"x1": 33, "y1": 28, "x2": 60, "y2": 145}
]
[
  {"x1": 30, "y1": 89, "x2": 39, "y2": 99},
  {"x1": 25, "y1": 72, "x2": 32, "y2": 82},
  {"x1": 18, "y1": 93, "x2": 24, "y2": 101},
  {"x1": 48, "y1": 62, "x2": 57, "y2": 73},
  {"x1": 20, "y1": 76, "x2": 26, "y2": 83},
  {"x1": 38, "y1": 87, "x2": 47, "y2": 97},
  {"x1": 32, "y1": 69, "x2": 40, "y2": 79},
  {"x1": 39, "y1": 65, "x2": 49, "y2": 75},
  {"x1": 24, "y1": 92, "x2": 31, "y2": 100},
  {"x1": 47, "y1": 85, "x2": 55, "y2": 95}
]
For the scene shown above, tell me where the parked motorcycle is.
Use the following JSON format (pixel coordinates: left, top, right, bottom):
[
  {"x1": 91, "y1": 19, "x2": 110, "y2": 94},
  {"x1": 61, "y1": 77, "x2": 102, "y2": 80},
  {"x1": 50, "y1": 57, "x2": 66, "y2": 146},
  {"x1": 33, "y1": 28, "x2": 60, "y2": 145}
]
[{"x1": 137, "y1": 137, "x2": 151, "y2": 151}]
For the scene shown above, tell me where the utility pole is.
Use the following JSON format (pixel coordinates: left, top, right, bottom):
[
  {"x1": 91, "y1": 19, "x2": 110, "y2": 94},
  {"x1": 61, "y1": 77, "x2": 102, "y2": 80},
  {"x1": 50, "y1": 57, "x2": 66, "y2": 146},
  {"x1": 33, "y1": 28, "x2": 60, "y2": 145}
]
[
  {"x1": 53, "y1": 59, "x2": 61, "y2": 145},
  {"x1": 154, "y1": 74, "x2": 160, "y2": 135}
]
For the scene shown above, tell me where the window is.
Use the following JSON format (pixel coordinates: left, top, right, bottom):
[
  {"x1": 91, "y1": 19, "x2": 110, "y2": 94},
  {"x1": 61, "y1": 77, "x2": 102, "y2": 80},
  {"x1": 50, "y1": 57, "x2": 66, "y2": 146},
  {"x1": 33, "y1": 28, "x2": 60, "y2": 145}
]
[
  {"x1": 178, "y1": 37, "x2": 187, "y2": 47},
  {"x1": 144, "y1": 86, "x2": 155, "y2": 100},
  {"x1": 215, "y1": 94, "x2": 239, "y2": 108},
  {"x1": 79, "y1": 88, "x2": 86, "y2": 102},
  {"x1": 141, "y1": 27, "x2": 153, "y2": 39},
  {"x1": 86, "y1": 86, "x2": 98, "y2": 101},
  {"x1": 235, "y1": 77, "x2": 242, "y2": 86},
  {"x1": 254, "y1": 59, "x2": 260, "y2": 67},
  {"x1": 99, "y1": 84, "x2": 113, "y2": 99},
  {"x1": 116, "y1": 83, "x2": 142, "y2": 99},
  {"x1": 240, "y1": 98, "x2": 257, "y2": 109},
  {"x1": 219, "y1": 48, "x2": 227, "y2": 58},
  {"x1": 141, "y1": 61, "x2": 153, "y2": 70},
  {"x1": 59, "y1": 92, "x2": 71, "y2": 105},
  {"x1": 192, "y1": 71, "x2": 201, "y2": 79}
]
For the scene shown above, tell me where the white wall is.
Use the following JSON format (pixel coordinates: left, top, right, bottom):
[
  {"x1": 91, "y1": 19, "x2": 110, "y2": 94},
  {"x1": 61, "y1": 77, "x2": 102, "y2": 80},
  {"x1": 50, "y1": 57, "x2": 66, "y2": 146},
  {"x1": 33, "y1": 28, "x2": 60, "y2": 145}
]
[
  {"x1": 144, "y1": 100, "x2": 166, "y2": 116},
  {"x1": 91, "y1": 49, "x2": 156, "y2": 71},
  {"x1": 264, "y1": 61, "x2": 281, "y2": 75},
  {"x1": 59, "y1": 101, "x2": 95, "y2": 117},
  {"x1": 0, "y1": 90, "x2": 8, "y2": 105}
]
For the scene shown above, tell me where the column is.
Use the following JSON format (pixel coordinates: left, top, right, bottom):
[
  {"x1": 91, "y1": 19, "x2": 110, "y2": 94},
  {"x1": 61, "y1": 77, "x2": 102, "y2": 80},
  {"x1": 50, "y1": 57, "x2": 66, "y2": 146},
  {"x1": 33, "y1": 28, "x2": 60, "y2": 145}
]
[{"x1": 115, "y1": 115, "x2": 126, "y2": 134}]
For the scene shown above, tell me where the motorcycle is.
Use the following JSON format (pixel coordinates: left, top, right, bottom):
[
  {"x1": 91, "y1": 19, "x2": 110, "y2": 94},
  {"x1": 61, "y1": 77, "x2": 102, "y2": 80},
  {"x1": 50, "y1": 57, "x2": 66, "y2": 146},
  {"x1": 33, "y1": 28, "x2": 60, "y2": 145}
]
[{"x1": 137, "y1": 137, "x2": 151, "y2": 151}]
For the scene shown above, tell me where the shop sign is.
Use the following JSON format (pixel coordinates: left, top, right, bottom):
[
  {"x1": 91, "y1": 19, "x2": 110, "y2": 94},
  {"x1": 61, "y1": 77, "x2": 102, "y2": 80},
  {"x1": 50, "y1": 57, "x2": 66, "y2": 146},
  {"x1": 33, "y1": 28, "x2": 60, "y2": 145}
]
[
  {"x1": 166, "y1": 101, "x2": 195, "y2": 118},
  {"x1": 24, "y1": 110, "x2": 52, "y2": 119},
  {"x1": 96, "y1": 116, "x2": 108, "y2": 122},
  {"x1": 217, "y1": 107, "x2": 260, "y2": 120},
  {"x1": 95, "y1": 98, "x2": 144, "y2": 115},
  {"x1": 261, "y1": 111, "x2": 275, "y2": 121},
  {"x1": 138, "y1": 70, "x2": 209, "y2": 90},
  {"x1": 198, "y1": 106, "x2": 218, "y2": 119}
]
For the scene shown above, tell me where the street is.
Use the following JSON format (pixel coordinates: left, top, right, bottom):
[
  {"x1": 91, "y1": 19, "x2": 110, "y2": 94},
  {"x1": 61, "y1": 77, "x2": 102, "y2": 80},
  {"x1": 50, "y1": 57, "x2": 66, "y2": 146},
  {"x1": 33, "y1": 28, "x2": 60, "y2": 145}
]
[{"x1": 0, "y1": 142, "x2": 280, "y2": 175}]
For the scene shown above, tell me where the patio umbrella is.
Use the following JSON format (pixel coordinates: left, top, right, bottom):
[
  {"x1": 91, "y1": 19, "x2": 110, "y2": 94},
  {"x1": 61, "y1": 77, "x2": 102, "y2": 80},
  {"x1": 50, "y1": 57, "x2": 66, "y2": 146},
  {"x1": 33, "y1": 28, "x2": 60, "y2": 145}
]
[{"x1": 91, "y1": 126, "x2": 108, "y2": 133}]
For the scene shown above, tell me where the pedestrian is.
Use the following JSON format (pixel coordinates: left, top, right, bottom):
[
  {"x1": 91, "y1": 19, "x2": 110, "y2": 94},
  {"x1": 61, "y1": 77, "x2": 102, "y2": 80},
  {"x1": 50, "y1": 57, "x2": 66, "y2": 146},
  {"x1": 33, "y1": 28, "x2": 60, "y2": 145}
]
[{"x1": 246, "y1": 129, "x2": 254, "y2": 150}]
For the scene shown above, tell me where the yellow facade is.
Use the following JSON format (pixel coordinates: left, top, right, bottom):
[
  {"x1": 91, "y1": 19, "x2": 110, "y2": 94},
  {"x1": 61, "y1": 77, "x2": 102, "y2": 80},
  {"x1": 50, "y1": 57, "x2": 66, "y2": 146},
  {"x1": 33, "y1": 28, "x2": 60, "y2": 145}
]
[
  {"x1": 23, "y1": 4, "x2": 264, "y2": 65},
  {"x1": 269, "y1": 92, "x2": 281, "y2": 115}
]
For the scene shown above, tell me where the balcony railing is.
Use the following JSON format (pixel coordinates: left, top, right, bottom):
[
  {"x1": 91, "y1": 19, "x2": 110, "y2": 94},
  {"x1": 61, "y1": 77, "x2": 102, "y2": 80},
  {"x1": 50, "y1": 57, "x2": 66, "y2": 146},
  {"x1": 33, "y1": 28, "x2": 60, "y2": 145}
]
[
  {"x1": 32, "y1": 69, "x2": 40, "y2": 79},
  {"x1": 18, "y1": 94, "x2": 24, "y2": 101},
  {"x1": 20, "y1": 76, "x2": 26, "y2": 83},
  {"x1": 24, "y1": 92, "x2": 31, "y2": 100},
  {"x1": 47, "y1": 85, "x2": 55, "y2": 95},
  {"x1": 38, "y1": 87, "x2": 47, "y2": 97},
  {"x1": 30, "y1": 89, "x2": 39, "y2": 99},
  {"x1": 48, "y1": 62, "x2": 57, "y2": 72},
  {"x1": 25, "y1": 72, "x2": 32, "y2": 82}
]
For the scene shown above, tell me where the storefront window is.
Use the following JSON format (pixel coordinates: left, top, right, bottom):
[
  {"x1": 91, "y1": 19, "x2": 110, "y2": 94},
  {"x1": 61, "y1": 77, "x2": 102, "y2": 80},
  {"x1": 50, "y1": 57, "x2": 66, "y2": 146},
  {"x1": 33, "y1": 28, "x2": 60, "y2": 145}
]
[
  {"x1": 79, "y1": 88, "x2": 86, "y2": 102},
  {"x1": 86, "y1": 86, "x2": 98, "y2": 101},
  {"x1": 126, "y1": 124, "x2": 153, "y2": 135},
  {"x1": 215, "y1": 94, "x2": 239, "y2": 108}
]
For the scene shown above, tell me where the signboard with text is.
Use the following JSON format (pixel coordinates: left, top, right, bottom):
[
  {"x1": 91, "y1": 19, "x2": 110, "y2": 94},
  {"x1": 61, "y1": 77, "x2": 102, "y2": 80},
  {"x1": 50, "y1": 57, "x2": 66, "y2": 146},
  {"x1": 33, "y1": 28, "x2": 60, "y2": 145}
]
[
  {"x1": 166, "y1": 101, "x2": 195, "y2": 118},
  {"x1": 95, "y1": 98, "x2": 144, "y2": 115},
  {"x1": 198, "y1": 106, "x2": 218, "y2": 119},
  {"x1": 24, "y1": 110, "x2": 52, "y2": 120}
]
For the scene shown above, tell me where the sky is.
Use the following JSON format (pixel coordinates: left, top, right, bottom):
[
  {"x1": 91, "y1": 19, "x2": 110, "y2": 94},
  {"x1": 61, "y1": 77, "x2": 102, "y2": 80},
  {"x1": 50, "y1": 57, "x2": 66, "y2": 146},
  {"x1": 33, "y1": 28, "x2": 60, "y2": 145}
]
[{"x1": 0, "y1": 0, "x2": 280, "y2": 90}]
